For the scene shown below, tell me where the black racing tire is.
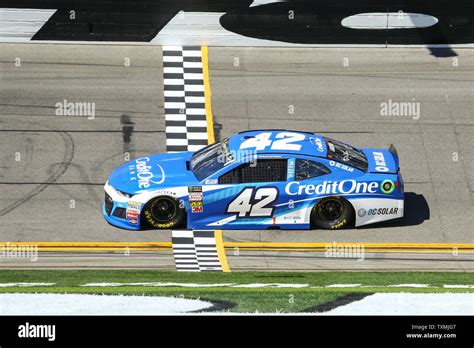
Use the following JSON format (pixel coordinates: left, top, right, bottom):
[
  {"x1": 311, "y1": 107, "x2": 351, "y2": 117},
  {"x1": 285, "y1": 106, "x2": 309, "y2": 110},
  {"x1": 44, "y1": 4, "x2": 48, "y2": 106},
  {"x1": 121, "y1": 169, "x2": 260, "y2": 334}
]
[
  {"x1": 142, "y1": 196, "x2": 185, "y2": 229},
  {"x1": 311, "y1": 196, "x2": 354, "y2": 230}
]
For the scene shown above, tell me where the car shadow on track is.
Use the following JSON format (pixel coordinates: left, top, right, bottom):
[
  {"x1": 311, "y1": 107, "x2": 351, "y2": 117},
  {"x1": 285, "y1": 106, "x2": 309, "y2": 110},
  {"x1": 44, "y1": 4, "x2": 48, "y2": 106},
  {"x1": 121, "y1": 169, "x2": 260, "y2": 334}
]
[{"x1": 357, "y1": 192, "x2": 430, "y2": 229}]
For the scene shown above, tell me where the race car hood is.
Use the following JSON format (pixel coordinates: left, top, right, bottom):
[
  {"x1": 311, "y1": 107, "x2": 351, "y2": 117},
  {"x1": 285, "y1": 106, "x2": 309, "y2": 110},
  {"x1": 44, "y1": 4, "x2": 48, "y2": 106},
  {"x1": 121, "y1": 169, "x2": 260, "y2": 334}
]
[
  {"x1": 107, "y1": 152, "x2": 196, "y2": 194},
  {"x1": 362, "y1": 148, "x2": 399, "y2": 174}
]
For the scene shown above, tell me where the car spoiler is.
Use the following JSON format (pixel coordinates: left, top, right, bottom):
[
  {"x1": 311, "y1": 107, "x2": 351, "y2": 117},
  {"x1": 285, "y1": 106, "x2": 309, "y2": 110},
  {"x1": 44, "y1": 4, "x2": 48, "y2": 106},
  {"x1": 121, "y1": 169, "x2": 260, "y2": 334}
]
[{"x1": 389, "y1": 144, "x2": 400, "y2": 172}]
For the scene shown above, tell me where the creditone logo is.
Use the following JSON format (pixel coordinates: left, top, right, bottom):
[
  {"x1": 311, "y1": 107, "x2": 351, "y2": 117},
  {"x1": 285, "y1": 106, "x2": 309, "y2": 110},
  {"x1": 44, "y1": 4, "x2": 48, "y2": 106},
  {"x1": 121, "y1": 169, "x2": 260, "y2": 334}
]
[
  {"x1": 373, "y1": 152, "x2": 389, "y2": 172},
  {"x1": 285, "y1": 180, "x2": 378, "y2": 196},
  {"x1": 309, "y1": 137, "x2": 324, "y2": 152},
  {"x1": 130, "y1": 157, "x2": 165, "y2": 189}
]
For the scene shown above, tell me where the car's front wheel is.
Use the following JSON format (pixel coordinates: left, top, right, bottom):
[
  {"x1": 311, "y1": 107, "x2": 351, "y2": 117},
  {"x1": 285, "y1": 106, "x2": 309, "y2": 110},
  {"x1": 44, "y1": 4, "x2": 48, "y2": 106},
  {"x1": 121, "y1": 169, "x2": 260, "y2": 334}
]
[
  {"x1": 142, "y1": 196, "x2": 185, "y2": 229},
  {"x1": 311, "y1": 196, "x2": 354, "y2": 230}
]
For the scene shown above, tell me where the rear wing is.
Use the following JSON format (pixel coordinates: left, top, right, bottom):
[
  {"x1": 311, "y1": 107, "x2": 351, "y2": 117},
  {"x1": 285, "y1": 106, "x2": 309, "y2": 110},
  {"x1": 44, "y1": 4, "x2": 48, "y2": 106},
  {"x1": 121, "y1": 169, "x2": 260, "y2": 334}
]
[{"x1": 389, "y1": 144, "x2": 400, "y2": 172}]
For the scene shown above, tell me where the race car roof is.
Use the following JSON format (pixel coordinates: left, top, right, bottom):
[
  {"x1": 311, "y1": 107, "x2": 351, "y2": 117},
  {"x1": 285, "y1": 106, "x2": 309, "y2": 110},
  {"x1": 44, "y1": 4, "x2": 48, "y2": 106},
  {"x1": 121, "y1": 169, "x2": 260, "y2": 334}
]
[{"x1": 228, "y1": 130, "x2": 328, "y2": 158}]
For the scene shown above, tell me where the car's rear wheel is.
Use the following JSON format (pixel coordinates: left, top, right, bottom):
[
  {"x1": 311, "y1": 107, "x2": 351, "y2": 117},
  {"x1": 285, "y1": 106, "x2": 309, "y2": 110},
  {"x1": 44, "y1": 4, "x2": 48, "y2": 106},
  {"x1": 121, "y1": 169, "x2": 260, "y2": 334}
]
[
  {"x1": 311, "y1": 196, "x2": 354, "y2": 230},
  {"x1": 142, "y1": 196, "x2": 185, "y2": 229}
]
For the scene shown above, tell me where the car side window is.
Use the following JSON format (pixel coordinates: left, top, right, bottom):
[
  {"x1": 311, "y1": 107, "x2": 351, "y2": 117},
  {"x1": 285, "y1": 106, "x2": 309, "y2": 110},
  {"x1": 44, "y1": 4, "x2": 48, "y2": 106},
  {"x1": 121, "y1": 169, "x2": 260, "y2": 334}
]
[
  {"x1": 295, "y1": 159, "x2": 331, "y2": 180},
  {"x1": 218, "y1": 159, "x2": 287, "y2": 184}
]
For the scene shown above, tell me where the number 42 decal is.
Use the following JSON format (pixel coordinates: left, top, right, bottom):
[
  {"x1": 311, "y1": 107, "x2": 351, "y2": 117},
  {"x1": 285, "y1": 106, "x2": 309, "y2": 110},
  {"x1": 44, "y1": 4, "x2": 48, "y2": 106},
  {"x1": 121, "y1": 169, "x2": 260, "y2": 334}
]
[
  {"x1": 239, "y1": 132, "x2": 305, "y2": 151},
  {"x1": 226, "y1": 187, "x2": 278, "y2": 218}
]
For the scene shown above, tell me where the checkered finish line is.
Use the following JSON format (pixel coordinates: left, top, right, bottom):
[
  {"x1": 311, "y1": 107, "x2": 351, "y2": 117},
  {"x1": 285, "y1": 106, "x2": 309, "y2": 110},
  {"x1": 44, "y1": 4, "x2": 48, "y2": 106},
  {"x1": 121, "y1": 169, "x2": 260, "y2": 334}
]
[
  {"x1": 163, "y1": 46, "x2": 210, "y2": 152},
  {"x1": 172, "y1": 230, "x2": 225, "y2": 272}
]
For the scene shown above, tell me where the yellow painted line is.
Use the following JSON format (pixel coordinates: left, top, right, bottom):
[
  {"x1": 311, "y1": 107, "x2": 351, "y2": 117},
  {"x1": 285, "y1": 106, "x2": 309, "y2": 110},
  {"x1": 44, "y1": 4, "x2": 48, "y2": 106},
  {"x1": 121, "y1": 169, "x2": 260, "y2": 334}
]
[
  {"x1": 214, "y1": 230, "x2": 231, "y2": 272},
  {"x1": 31, "y1": 248, "x2": 171, "y2": 252},
  {"x1": 1, "y1": 242, "x2": 473, "y2": 254},
  {"x1": 201, "y1": 45, "x2": 215, "y2": 144},
  {"x1": 223, "y1": 242, "x2": 474, "y2": 249},
  {"x1": 230, "y1": 248, "x2": 473, "y2": 254},
  {"x1": 0, "y1": 242, "x2": 172, "y2": 247}
]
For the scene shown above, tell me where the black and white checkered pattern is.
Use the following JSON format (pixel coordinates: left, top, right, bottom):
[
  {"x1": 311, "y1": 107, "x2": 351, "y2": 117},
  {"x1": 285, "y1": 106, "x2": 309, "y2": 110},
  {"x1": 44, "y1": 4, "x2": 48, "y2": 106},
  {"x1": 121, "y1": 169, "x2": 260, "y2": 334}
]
[
  {"x1": 163, "y1": 46, "x2": 209, "y2": 152},
  {"x1": 172, "y1": 230, "x2": 223, "y2": 272}
]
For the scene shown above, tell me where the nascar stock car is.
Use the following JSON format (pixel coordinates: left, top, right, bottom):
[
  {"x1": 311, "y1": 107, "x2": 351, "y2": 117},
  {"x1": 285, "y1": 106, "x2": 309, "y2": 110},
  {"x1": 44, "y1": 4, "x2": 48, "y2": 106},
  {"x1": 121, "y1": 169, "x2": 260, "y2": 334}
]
[{"x1": 103, "y1": 130, "x2": 404, "y2": 230}]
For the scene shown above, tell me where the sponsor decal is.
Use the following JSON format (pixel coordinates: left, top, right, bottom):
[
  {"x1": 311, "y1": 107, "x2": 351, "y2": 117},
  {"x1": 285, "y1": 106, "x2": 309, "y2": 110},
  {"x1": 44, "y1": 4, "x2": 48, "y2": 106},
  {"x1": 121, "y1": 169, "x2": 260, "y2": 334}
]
[
  {"x1": 367, "y1": 207, "x2": 399, "y2": 216},
  {"x1": 188, "y1": 186, "x2": 202, "y2": 193},
  {"x1": 381, "y1": 179, "x2": 395, "y2": 194},
  {"x1": 373, "y1": 152, "x2": 389, "y2": 172},
  {"x1": 205, "y1": 179, "x2": 218, "y2": 185},
  {"x1": 127, "y1": 201, "x2": 142, "y2": 210},
  {"x1": 256, "y1": 154, "x2": 282, "y2": 158},
  {"x1": 329, "y1": 160, "x2": 354, "y2": 172},
  {"x1": 126, "y1": 201, "x2": 141, "y2": 223},
  {"x1": 189, "y1": 192, "x2": 203, "y2": 202},
  {"x1": 283, "y1": 215, "x2": 302, "y2": 220},
  {"x1": 310, "y1": 137, "x2": 325, "y2": 152},
  {"x1": 126, "y1": 210, "x2": 139, "y2": 220},
  {"x1": 190, "y1": 201, "x2": 203, "y2": 208},
  {"x1": 191, "y1": 206, "x2": 203, "y2": 213},
  {"x1": 358, "y1": 208, "x2": 367, "y2": 217},
  {"x1": 288, "y1": 158, "x2": 295, "y2": 180},
  {"x1": 188, "y1": 186, "x2": 203, "y2": 213},
  {"x1": 129, "y1": 157, "x2": 165, "y2": 189},
  {"x1": 285, "y1": 180, "x2": 378, "y2": 196}
]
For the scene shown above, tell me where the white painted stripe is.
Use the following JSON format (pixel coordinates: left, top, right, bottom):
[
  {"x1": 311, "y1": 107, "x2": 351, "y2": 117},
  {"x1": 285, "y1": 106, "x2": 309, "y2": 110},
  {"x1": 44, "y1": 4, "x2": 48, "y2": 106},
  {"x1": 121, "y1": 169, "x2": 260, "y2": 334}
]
[
  {"x1": 165, "y1": 114, "x2": 186, "y2": 121},
  {"x1": 184, "y1": 73, "x2": 204, "y2": 80},
  {"x1": 326, "y1": 284, "x2": 362, "y2": 288},
  {"x1": 186, "y1": 120, "x2": 208, "y2": 128},
  {"x1": 232, "y1": 283, "x2": 309, "y2": 288},
  {"x1": 322, "y1": 293, "x2": 474, "y2": 315},
  {"x1": 185, "y1": 85, "x2": 205, "y2": 92},
  {"x1": 194, "y1": 241, "x2": 216, "y2": 246},
  {"x1": 164, "y1": 102, "x2": 186, "y2": 109},
  {"x1": 341, "y1": 12, "x2": 439, "y2": 30},
  {"x1": 172, "y1": 230, "x2": 194, "y2": 238},
  {"x1": 185, "y1": 108, "x2": 206, "y2": 115},
  {"x1": 0, "y1": 8, "x2": 56, "y2": 42},
  {"x1": 175, "y1": 260, "x2": 199, "y2": 265},
  {"x1": 166, "y1": 126, "x2": 188, "y2": 133},
  {"x1": 163, "y1": 56, "x2": 184, "y2": 63},
  {"x1": 187, "y1": 132, "x2": 209, "y2": 140},
  {"x1": 182, "y1": 50, "x2": 203, "y2": 57},
  {"x1": 387, "y1": 284, "x2": 430, "y2": 288},
  {"x1": 250, "y1": 0, "x2": 285, "y2": 6},
  {"x1": 173, "y1": 254, "x2": 198, "y2": 259},
  {"x1": 0, "y1": 293, "x2": 212, "y2": 314},
  {"x1": 166, "y1": 139, "x2": 188, "y2": 146},
  {"x1": 163, "y1": 78, "x2": 185, "y2": 85},
  {"x1": 0, "y1": 282, "x2": 55, "y2": 287},
  {"x1": 163, "y1": 46, "x2": 184, "y2": 51},
  {"x1": 188, "y1": 145, "x2": 207, "y2": 151},
  {"x1": 443, "y1": 285, "x2": 474, "y2": 289},
  {"x1": 185, "y1": 96, "x2": 206, "y2": 103},
  {"x1": 163, "y1": 67, "x2": 184, "y2": 74},
  {"x1": 164, "y1": 90, "x2": 185, "y2": 97},
  {"x1": 183, "y1": 61, "x2": 204, "y2": 68}
]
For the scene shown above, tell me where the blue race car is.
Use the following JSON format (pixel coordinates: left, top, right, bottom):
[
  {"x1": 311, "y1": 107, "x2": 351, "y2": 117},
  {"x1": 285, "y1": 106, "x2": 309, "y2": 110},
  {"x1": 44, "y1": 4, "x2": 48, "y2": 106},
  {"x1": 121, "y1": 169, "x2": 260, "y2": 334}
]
[{"x1": 103, "y1": 130, "x2": 404, "y2": 230}]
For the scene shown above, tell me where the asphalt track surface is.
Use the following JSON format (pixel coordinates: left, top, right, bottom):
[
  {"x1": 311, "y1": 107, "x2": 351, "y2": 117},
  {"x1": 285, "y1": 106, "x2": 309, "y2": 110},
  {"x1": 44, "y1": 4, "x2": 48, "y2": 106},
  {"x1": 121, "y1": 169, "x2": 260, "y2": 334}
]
[
  {"x1": 1, "y1": 0, "x2": 473, "y2": 45},
  {"x1": 1, "y1": 43, "x2": 473, "y2": 270}
]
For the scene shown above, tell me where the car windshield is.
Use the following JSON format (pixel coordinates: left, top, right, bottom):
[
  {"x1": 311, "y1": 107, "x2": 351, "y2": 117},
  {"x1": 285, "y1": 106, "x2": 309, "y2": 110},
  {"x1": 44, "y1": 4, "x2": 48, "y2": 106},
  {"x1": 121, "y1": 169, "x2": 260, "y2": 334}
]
[
  {"x1": 191, "y1": 139, "x2": 233, "y2": 181},
  {"x1": 324, "y1": 137, "x2": 368, "y2": 172}
]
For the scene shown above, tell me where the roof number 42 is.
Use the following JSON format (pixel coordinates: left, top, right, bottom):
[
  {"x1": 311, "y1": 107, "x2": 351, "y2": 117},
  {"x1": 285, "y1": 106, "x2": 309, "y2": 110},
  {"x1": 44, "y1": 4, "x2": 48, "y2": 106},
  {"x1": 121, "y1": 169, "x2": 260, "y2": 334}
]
[{"x1": 239, "y1": 132, "x2": 305, "y2": 151}]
